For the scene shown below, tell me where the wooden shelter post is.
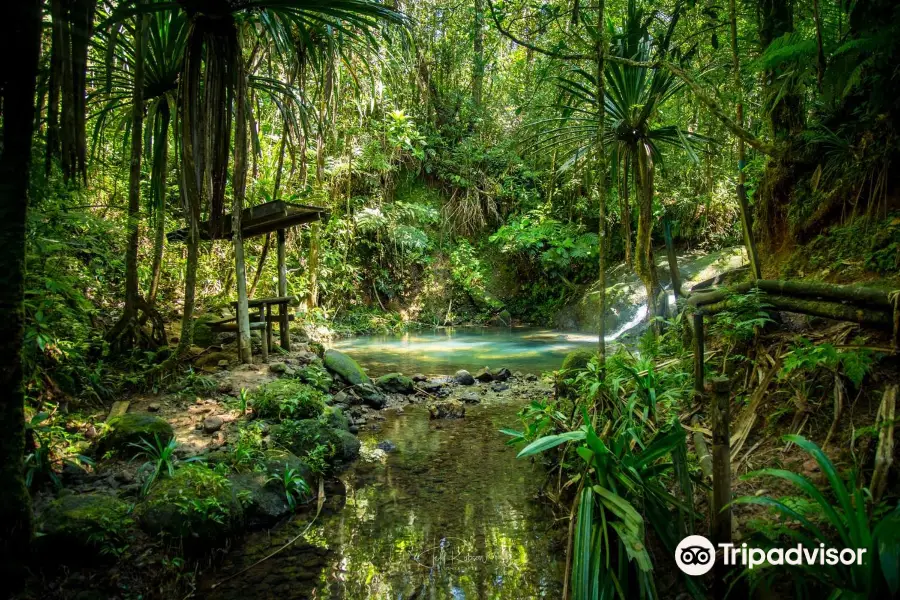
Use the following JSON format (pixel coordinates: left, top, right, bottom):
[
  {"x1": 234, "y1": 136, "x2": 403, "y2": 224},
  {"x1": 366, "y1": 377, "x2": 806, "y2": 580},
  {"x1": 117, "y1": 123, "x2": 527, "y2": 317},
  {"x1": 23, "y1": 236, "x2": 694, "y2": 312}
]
[{"x1": 277, "y1": 228, "x2": 290, "y2": 351}]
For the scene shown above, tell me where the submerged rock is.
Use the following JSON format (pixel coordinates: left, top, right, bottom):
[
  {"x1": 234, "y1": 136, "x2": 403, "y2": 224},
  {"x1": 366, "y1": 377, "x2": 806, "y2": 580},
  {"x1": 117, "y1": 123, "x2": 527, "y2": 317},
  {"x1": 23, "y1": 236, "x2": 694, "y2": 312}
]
[
  {"x1": 460, "y1": 391, "x2": 481, "y2": 404},
  {"x1": 39, "y1": 493, "x2": 133, "y2": 557},
  {"x1": 323, "y1": 349, "x2": 370, "y2": 385},
  {"x1": 99, "y1": 413, "x2": 174, "y2": 457},
  {"x1": 491, "y1": 382, "x2": 510, "y2": 392},
  {"x1": 375, "y1": 373, "x2": 415, "y2": 395},
  {"x1": 474, "y1": 369, "x2": 493, "y2": 383},
  {"x1": 412, "y1": 373, "x2": 427, "y2": 382},
  {"x1": 494, "y1": 368, "x2": 512, "y2": 381},
  {"x1": 454, "y1": 370, "x2": 475, "y2": 385},
  {"x1": 428, "y1": 399, "x2": 466, "y2": 419}
]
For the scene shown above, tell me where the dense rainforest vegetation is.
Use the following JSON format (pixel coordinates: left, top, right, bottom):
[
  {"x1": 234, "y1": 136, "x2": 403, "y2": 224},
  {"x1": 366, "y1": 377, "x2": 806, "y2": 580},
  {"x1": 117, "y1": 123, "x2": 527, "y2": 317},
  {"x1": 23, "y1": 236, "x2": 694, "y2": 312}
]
[{"x1": 1, "y1": 0, "x2": 899, "y2": 597}]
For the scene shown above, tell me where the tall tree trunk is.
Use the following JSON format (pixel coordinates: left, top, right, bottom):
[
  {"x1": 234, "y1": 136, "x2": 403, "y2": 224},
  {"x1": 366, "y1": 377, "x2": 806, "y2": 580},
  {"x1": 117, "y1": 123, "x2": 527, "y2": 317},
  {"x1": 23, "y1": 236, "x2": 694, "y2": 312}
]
[
  {"x1": 0, "y1": 0, "x2": 42, "y2": 576},
  {"x1": 634, "y1": 152, "x2": 662, "y2": 322},
  {"x1": 620, "y1": 159, "x2": 633, "y2": 268},
  {"x1": 46, "y1": 0, "x2": 64, "y2": 175},
  {"x1": 250, "y1": 107, "x2": 289, "y2": 298},
  {"x1": 595, "y1": 0, "x2": 607, "y2": 365},
  {"x1": 729, "y1": 0, "x2": 762, "y2": 279},
  {"x1": 70, "y1": 0, "x2": 96, "y2": 183},
  {"x1": 107, "y1": 11, "x2": 148, "y2": 353},
  {"x1": 232, "y1": 55, "x2": 252, "y2": 364},
  {"x1": 148, "y1": 100, "x2": 171, "y2": 304},
  {"x1": 812, "y1": 0, "x2": 826, "y2": 90},
  {"x1": 472, "y1": 0, "x2": 485, "y2": 109}
]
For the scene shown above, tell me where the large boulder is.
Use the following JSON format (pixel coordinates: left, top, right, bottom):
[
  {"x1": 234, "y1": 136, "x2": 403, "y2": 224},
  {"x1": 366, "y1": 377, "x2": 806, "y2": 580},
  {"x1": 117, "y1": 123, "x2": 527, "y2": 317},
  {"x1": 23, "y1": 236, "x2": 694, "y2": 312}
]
[
  {"x1": 99, "y1": 413, "x2": 174, "y2": 457},
  {"x1": 323, "y1": 349, "x2": 370, "y2": 385},
  {"x1": 272, "y1": 420, "x2": 360, "y2": 469},
  {"x1": 375, "y1": 373, "x2": 414, "y2": 395},
  {"x1": 39, "y1": 494, "x2": 133, "y2": 558},
  {"x1": 136, "y1": 464, "x2": 242, "y2": 542},
  {"x1": 428, "y1": 399, "x2": 466, "y2": 419}
]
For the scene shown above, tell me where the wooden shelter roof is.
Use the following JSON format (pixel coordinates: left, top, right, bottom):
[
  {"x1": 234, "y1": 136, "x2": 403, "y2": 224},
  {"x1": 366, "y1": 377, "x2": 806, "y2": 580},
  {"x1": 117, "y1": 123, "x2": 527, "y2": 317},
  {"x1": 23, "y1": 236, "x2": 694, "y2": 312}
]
[{"x1": 166, "y1": 200, "x2": 328, "y2": 242}]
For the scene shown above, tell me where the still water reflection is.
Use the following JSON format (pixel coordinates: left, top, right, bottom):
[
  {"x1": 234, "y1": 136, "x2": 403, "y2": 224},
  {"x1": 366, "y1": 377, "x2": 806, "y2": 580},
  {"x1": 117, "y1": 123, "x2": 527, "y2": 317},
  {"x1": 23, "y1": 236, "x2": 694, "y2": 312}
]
[
  {"x1": 202, "y1": 398, "x2": 564, "y2": 599},
  {"x1": 330, "y1": 327, "x2": 598, "y2": 376}
]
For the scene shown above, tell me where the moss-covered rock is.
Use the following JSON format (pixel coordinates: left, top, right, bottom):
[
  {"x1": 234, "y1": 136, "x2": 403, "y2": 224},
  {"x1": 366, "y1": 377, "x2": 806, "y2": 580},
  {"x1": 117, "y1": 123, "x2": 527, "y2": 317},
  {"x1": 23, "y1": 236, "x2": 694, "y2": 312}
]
[
  {"x1": 272, "y1": 419, "x2": 360, "y2": 469},
  {"x1": 323, "y1": 349, "x2": 370, "y2": 385},
  {"x1": 39, "y1": 494, "x2": 133, "y2": 557},
  {"x1": 375, "y1": 372, "x2": 414, "y2": 395},
  {"x1": 322, "y1": 405, "x2": 351, "y2": 431},
  {"x1": 192, "y1": 314, "x2": 221, "y2": 347},
  {"x1": 353, "y1": 382, "x2": 387, "y2": 409},
  {"x1": 428, "y1": 399, "x2": 466, "y2": 419},
  {"x1": 136, "y1": 464, "x2": 242, "y2": 541},
  {"x1": 561, "y1": 349, "x2": 595, "y2": 372},
  {"x1": 263, "y1": 449, "x2": 313, "y2": 483},
  {"x1": 99, "y1": 413, "x2": 174, "y2": 457}
]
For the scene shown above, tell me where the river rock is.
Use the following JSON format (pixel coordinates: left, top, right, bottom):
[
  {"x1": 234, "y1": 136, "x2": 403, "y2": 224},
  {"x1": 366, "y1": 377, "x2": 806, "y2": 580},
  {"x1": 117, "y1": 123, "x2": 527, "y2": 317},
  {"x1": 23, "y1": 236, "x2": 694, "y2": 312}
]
[
  {"x1": 323, "y1": 349, "x2": 370, "y2": 385},
  {"x1": 263, "y1": 449, "x2": 313, "y2": 483},
  {"x1": 454, "y1": 370, "x2": 475, "y2": 385},
  {"x1": 354, "y1": 383, "x2": 387, "y2": 409},
  {"x1": 273, "y1": 420, "x2": 360, "y2": 467},
  {"x1": 460, "y1": 391, "x2": 480, "y2": 404},
  {"x1": 377, "y1": 440, "x2": 397, "y2": 453},
  {"x1": 38, "y1": 493, "x2": 133, "y2": 558},
  {"x1": 412, "y1": 373, "x2": 427, "y2": 382},
  {"x1": 525, "y1": 373, "x2": 539, "y2": 382},
  {"x1": 474, "y1": 369, "x2": 493, "y2": 382},
  {"x1": 428, "y1": 399, "x2": 465, "y2": 419},
  {"x1": 491, "y1": 382, "x2": 510, "y2": 392},
  {"x1": 228, "y1": 473, "x2": 294, "y2": 526},
  {"x1": 421, "y1": 380, "x2": 444, "y2": 393},
  {"x1": 375, "y1": 373, "x2": 415, "y2": 395},
  {"x1": 494, "y1": 368, "x2": 511, "y2": 381},
  {"x1": 203, "y1": 415, "x2": 224, "y2": 433},
  {"x1": 99, "y1": 413, "x2": 174, "y2": 458}
]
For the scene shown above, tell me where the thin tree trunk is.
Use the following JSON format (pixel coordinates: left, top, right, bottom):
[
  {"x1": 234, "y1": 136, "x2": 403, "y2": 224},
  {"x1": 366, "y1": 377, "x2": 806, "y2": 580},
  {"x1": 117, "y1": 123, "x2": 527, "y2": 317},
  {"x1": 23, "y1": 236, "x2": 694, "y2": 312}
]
[
  {"x1": 307, "y1": 222, "x2": 320, "y2": 309},
  {"x1": 595, "y1": 0, "x2": 607, "y2": 365},
  {"x1": 250, "y1": 113, "x2": 289, "y2": 298},
  {"x1": 46, "y1": 0, "x2": 64, "y2": 175},
  {"x1": 729, "y1": 0, "x2": 762, "y2": 279},
  {"x1": 148, "y1": 99, "x2": 171, "y2": 304},
  {"x1": 634, "y1": 152, "x2": 663, "y2": 322},
  {"x1": 70, "y1": 0, "x2": 96, "y2": 183},
  {"x1": 812, "y1": 0, "x2": 826, "y2": 91},
  {"x1": 472, "y1": 0, "x2": 485, "y2": 109},
  {"x1": 108, "y1": 11, "x2": 148, "y2": 352},
  {"x1": 0, "y1": 0, "x2": 42, "y2": 575}
]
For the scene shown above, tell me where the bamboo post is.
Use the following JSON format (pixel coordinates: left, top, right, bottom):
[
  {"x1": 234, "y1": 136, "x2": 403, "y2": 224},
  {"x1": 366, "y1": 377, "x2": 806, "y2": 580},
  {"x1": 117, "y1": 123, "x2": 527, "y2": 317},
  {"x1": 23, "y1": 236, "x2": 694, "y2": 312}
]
[
  {"x1": 693, "y1": 311, "x2": 705, "y2": 397},
  {"x1": 707, "y1": 376, "x2": 732, "y2": 599},
  {"x1": 277, "y1": 228, "x2": 290, "y2": 351}
]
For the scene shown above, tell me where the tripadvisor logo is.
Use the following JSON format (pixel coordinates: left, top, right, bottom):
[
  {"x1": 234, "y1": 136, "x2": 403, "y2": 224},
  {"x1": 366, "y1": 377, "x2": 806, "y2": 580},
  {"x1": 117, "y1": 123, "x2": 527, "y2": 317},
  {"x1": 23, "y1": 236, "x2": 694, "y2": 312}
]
[{"x1": 675, "y1": 535, "x2": 868, "y2": 576}]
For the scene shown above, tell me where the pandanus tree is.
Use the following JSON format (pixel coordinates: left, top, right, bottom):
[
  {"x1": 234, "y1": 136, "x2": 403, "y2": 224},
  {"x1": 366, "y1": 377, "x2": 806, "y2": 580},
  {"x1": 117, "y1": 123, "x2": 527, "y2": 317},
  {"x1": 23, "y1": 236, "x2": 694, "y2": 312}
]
[
  {"x1": 102, "y1": 0, "x2": 406, "y2": 361},
  {"x1": 535, "y1": 0, "x2": 708, "y2": 322},
  {"x1": 93, "y1": 4, "x2": 187, "y2": 351}
]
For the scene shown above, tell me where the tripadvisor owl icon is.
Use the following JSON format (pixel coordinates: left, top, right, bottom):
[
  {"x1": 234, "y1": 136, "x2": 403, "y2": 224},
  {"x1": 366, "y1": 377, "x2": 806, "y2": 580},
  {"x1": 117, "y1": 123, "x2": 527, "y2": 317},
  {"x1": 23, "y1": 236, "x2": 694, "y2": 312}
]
[{"x1": 676, "y1": 535, "x2": 716, "y2": 576}]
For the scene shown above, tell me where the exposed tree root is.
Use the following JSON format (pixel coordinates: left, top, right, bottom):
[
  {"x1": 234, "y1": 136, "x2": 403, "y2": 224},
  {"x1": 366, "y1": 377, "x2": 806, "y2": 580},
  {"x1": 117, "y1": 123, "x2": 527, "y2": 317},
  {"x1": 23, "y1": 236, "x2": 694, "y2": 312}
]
[{"x1": 106, "y1": 297, "x2": 166, "y2": 354}]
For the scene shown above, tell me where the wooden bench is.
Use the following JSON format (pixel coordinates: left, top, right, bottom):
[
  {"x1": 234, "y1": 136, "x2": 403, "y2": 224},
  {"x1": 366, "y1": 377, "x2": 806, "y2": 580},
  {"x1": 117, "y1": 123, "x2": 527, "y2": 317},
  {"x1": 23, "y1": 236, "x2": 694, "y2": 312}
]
[{"x1": 228, "y1": 296, "x2": 295, "y2": 360}]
